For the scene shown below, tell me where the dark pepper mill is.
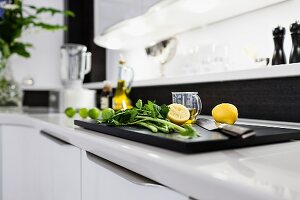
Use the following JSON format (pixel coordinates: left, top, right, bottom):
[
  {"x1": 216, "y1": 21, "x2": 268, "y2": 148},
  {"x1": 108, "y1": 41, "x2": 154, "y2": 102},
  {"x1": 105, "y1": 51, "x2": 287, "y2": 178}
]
[
  {"x1": 289, "y1": 21, "x2": 300, "y2": 63},
  {"x1": 272, "y1": 26, "x2": 286, "y2": 65}
]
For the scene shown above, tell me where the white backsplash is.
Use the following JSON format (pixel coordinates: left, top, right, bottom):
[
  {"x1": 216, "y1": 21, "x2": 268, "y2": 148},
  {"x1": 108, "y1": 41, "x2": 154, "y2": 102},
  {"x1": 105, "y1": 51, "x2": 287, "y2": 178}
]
[
  {"x1": 106, "y1": 0, "x2": 300, "y2": 81},
  {"x1": 10, "y1": 0, "x2": 64, "y2": 89}
]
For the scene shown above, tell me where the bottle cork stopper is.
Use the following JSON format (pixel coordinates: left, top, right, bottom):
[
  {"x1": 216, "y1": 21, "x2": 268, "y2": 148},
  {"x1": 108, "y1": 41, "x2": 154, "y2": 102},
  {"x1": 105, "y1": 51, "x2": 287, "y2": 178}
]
[
  {"x1": 119, "y1": 54, "x2": 126, "y2": 65},
  {"x1": 119, "y1": 59, "x2": 126, "y2": 65},
  {"x1": 102, "y1": 80, "x2": 112, "y2": 92}
]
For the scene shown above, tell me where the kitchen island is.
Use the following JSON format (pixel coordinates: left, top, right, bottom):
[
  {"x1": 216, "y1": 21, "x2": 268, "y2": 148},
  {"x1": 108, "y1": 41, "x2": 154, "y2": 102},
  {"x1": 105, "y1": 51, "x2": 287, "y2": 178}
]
[{"x1": 0, "y1": 113, "x2": 299, "y2": 200}]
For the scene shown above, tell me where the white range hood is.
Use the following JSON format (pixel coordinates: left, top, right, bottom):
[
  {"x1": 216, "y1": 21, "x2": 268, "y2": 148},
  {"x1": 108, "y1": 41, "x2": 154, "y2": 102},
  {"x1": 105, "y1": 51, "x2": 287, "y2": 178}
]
[{"x1": 94, "y1": 0, "x2": 289, "y2": 50}]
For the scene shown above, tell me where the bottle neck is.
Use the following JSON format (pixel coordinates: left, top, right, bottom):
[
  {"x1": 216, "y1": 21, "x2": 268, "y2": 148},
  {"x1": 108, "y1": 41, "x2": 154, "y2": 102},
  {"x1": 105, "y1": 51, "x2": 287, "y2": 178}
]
[
  {"x1": 101, "y1": 90, "x2": 112, "y2": 96},
  {"x1": 115, "y1": 80, "x2": 126, "y2": 95},
  {"x1": 118, "y1": 61, "x2": 126, "y2": 80}
]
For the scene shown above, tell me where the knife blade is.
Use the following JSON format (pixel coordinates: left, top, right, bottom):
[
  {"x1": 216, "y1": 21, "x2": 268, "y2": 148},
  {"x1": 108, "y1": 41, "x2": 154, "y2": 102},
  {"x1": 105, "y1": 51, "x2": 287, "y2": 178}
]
[{"x1": 196, "y1": 118, "x2": 255, "y2": 139}]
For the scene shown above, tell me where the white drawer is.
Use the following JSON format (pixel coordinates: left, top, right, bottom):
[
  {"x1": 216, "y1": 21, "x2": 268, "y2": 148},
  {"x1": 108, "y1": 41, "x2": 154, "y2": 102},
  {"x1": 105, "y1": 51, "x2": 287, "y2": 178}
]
[{"x1": 82, "y1": 151, "x2": 189, "y2": 200}]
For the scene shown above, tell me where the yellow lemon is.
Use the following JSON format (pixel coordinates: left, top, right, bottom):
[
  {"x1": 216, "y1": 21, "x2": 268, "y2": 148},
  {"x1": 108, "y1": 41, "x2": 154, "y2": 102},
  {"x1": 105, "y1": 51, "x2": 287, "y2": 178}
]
[
  {"x1": 212, "y1": 103, "x2": 238, "y2": 125},
  {"x1": 167, "y1": 103, "x2": 190, "y2": 125}
]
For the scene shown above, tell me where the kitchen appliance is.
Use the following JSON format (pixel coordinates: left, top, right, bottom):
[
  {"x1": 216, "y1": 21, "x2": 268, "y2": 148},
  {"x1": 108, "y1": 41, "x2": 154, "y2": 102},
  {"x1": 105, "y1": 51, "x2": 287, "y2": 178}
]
[
  {"x1": 61, "y1": 44, "x2": 91, "y2": 88},
  {"x1": 59, "y1": 44, "x2": 95, "y2": 111},
  {"x1": 196, "y1": 118, "x2": 255, "y2": 139}
]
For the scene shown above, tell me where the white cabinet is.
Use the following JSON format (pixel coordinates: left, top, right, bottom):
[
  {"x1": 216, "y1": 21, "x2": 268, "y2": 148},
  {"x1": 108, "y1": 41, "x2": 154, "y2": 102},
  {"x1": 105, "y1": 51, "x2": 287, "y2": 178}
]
[
  {"x1": 38, "y1": 130, "x2": 81, "y2": 200},
  {"x1": 94, "y1": 0, "x2": 143, "y2": 36},
  {"x1": 94, "y1": 0, "x2": 161, "y2": 36},
  {"x1": 82, "y1": 151, "x2": 188, "y2": 200},
  {"x1": 94, "y1": 0, "x2": 164, "y2": 81},
  {"x1": 141, "y1": 0, "x2": 161, "y2": 12},
  {"x1": 0, "y1": 123, "x2": 190, "y2": 200},
  {"x1": 1, "y1": 125, "x2": 41, "y2": 200},
  {"x1": 0, "y1": 126, "x2": 2, "y2": 199},
  {"x1": 0, "y1": 125, "x2": 81, "y2": 200}
]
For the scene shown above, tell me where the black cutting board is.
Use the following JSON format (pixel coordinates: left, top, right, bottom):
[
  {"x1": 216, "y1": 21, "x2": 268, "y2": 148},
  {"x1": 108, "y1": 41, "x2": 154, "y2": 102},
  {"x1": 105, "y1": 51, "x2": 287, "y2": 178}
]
[{"x1": 74, "y1": 120, "x2": 300, "y2": 154}]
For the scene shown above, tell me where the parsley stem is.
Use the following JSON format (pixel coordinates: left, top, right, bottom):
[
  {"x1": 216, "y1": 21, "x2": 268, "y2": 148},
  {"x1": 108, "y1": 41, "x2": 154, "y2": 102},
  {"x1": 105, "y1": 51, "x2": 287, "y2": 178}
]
[
  {"x1": 136, "y1": 122, "x2": 158, "y2": 132},
  {"x1": 136, "y1": 116, "x2": 186, "y2": 133}
]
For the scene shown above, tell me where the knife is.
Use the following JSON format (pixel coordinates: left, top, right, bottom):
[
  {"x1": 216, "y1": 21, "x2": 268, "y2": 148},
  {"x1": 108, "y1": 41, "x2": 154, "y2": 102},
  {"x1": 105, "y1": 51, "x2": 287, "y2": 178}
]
[{"x1": 196, "y1": 118, "x2": 256, "y2": 139}]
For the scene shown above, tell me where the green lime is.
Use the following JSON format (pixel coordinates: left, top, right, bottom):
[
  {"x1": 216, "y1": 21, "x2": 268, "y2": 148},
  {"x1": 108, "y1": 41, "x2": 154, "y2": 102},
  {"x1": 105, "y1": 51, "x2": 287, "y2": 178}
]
[
  {"x1": 88, "y1": 108, "x2": 101, "y2": 119},
  {"x1": 102, "y1": 108, "x2": 115, "y2": 120},
  {"x1": 64, "y1": 107, "x2": 76, "y2": 118},
  {"x1": 79, "y1": 108, "x2": 89, "y2": 119}
]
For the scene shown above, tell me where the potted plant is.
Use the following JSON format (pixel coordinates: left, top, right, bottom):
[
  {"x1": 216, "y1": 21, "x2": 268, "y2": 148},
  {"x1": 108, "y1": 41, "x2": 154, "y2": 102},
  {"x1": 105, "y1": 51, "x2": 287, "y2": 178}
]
[{"x1": 0, "y1": 0, "x2": 73, "y2": 108}]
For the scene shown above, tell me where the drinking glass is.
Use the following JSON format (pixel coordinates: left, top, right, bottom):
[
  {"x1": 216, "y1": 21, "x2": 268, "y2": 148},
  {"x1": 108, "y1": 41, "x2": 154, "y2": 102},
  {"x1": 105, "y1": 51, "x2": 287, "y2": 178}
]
[{"x1": 172, "y1": 92, "x2": 202, "y2": 123}]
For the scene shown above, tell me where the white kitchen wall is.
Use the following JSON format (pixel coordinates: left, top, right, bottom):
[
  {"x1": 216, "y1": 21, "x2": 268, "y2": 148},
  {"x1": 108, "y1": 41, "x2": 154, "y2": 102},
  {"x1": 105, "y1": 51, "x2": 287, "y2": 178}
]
[
  {"x1": 11, "y1": 0, "x2": 64, "y2": 88},
  {"x1": 99, "y1": 0, "x2": 300, "y2": 81}
]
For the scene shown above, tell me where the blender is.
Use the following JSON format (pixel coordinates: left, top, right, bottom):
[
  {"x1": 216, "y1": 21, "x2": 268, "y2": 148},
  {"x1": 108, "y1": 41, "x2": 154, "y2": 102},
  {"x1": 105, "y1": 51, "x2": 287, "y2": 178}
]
[{"x1": 59, "y1": 44, "x2": 95, "y2": 111}]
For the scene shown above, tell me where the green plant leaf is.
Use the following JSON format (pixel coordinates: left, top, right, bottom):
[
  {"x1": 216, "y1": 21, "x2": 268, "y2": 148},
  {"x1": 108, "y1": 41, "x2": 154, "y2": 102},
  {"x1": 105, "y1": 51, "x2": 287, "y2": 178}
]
[
  {"x1": 136, "y1": 99, "x2": 143, "y2": 109},
  {"x1": 37, "y1": 7, "x2": 64, "y2": 15},
  {"x1": 160, "y1": 104, "x2": 169, "y2": 118},
  {"x1": 33, "y1": 22, "x2": 67, "y2": 31},
  {"x1": 63, "y1": 10, "x2": 75, "y2": 17},
  {"x1": 32, "y1": 6, "x2": 75, "y2": 17},
  {"x1": 3, "y1": 44, "x2": 10, "y2": 58},
  {"x1": 28, "y1": 5, "x2": 37, "y2": 10},
  {"x1": 10, "y1": 42, "x2": 31, "y2": 58},
  {"x1": 0, "y1": 39, "x2": 11, "y2": 58},
  {"x1": 21, "y1": 15, "x2": 37, "y2": 27}
]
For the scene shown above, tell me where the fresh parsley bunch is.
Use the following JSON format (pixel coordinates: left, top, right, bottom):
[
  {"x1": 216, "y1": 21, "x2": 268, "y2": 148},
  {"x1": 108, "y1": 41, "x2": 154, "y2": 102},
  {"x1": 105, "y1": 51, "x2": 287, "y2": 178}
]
[{"x1": 98, "y1": 99, "x2": 198, "y2": 138}]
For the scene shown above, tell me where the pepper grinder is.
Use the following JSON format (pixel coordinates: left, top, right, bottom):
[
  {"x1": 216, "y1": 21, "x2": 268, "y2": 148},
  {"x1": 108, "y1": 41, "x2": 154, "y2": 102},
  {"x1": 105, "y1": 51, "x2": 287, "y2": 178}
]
[
  {"x1": 272, "y1": 26, "x2": 286, "y2": 65},
  {"x1": 289, "y1": 21, "x2": 300, "y2": 63}
]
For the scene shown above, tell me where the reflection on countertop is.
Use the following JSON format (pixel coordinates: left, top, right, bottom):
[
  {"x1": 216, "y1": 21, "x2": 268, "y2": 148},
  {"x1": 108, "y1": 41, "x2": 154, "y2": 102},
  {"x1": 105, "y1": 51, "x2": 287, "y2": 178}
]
[
  {"x1": 22, "y1": 106, "x2": 59, "y2": 114},
  {"x1": 0, "y1": 106, "x2": 59, "y2": 114}
]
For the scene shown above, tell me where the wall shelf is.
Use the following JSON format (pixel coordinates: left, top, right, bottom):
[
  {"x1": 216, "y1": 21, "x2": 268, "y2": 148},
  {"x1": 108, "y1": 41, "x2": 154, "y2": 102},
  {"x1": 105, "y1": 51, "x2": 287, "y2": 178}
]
[
  {"x1": 83, "y1": 63, "x2": 300, "y2": 89},
  {"x1": 21, "y1": 86, "x2": 62, "y2": 91}
]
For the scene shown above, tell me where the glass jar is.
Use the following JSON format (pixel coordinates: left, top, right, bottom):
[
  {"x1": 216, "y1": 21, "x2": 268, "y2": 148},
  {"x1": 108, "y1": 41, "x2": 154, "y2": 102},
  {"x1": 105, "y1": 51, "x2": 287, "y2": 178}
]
[{"x1": 0, "y1": 58, "x2": 23, "y2": 109}]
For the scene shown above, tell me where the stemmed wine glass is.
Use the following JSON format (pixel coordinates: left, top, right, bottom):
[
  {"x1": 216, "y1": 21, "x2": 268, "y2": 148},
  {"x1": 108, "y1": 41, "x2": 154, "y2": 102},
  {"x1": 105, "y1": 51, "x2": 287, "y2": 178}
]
[{"x1": 145, "y1": 37, "x2": 177, "y2": 77}]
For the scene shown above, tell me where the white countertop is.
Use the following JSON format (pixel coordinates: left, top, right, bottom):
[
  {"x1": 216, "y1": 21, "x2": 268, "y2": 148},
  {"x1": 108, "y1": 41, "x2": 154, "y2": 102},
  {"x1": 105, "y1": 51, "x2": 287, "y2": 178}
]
[{"x1": 1, "y1": 113, "x2": 300, "y2": 200}]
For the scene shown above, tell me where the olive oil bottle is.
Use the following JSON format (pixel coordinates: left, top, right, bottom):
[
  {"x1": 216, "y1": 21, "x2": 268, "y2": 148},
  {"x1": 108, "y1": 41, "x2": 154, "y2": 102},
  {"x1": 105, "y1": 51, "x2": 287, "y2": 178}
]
[{"x1": 112, "y1": 58, "x2": 134, "y2": 110}]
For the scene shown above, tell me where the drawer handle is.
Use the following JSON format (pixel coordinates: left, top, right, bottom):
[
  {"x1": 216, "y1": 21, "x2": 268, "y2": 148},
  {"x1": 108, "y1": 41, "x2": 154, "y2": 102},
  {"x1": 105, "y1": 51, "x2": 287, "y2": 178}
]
[
  {"x1": 40, "y1": 130, "x2": 71, "y2": 146},
  {"x1": 86, "y1": 152, "x2": 164, "y2": 188}
]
